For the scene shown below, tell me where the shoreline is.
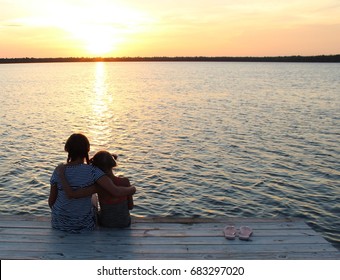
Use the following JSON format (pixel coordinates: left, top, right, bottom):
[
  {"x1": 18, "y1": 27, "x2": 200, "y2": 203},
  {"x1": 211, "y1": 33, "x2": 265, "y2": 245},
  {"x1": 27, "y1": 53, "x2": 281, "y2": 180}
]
[{"x1": 1, "y1": 54, "x2": 340, "y2": 64}]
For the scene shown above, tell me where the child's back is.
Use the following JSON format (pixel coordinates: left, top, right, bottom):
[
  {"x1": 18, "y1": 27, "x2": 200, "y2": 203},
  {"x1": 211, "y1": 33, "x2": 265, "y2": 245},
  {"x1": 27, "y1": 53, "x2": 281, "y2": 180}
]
[{"x1": 92, "y1": 151, "x2": 133, "y2": 228}]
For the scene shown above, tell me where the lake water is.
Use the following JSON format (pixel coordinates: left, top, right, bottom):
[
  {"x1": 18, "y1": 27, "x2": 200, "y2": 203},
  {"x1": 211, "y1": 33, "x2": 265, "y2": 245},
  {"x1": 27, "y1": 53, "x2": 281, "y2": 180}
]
[{"x1": 0, "y1": 61, "x2": 339, "y2": 247}]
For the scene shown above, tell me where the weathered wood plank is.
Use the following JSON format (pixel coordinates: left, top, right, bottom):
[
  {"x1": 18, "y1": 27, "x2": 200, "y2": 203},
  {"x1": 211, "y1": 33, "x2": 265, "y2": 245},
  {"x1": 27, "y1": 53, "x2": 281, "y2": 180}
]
[
  {"x1": 1, "y1": 248, "x2": 337, "y2": 260},
  {"x1": 1, "y1": 242, "x2": 337, "y2": 258},
  {"x1": 0, "y1": 227, "x2": 319, "y2": 238},
  {"x1": 0, "y1": 226, "x2": 332, "y2": 244},
  {"x1": 0, "y1": 215, "x2": 338, "y2": 260},
  {"x1": 0, "y1": 218, "x2": 315, "y2": 233},
  {"x1": 0, "y1": 237, "x2": 333, "y2": 250},
  {"x1": 0, "y1": 218, "x2": 311, "y2": 230}
]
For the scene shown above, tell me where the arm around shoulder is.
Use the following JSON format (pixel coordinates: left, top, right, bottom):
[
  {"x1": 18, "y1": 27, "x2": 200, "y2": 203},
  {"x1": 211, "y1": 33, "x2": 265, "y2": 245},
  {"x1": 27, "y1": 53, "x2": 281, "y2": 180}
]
[
  {"x1": 97, "y1": 175, "x2": 136, "y2": 197},
  {"x1": 57, "y1": 164, "x2": 97, "y2": 199}
]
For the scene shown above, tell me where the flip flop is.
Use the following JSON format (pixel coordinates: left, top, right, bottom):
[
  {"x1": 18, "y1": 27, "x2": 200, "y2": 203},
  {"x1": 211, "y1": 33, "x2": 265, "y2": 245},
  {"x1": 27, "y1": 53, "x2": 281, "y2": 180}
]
[
  {"x1": 223, "y1": 226, "x2": 237, "y2": 240},
  {"x1": 239, "y1": 226, "x2": 253, "y2": 240}
]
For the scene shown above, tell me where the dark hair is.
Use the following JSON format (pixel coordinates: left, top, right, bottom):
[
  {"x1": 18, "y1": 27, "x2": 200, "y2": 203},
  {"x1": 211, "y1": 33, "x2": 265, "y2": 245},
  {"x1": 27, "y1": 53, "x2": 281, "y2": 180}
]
[
  {"x1": 90, "y1": 151, "x2": 117, "y2": 172},
  {"x1": 64, "y1": 133, "x2": 90, "y2": 164}
]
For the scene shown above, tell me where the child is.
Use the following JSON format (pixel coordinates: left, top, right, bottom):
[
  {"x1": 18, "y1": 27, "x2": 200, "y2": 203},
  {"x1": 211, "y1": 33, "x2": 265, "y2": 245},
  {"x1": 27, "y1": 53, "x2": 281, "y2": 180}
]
[
  {"x1": 90, "y1": 151, "x2": 134, "y2": 228},
  {"x1": 49, "y1": 133, "x2": 135, "y2": 232}
]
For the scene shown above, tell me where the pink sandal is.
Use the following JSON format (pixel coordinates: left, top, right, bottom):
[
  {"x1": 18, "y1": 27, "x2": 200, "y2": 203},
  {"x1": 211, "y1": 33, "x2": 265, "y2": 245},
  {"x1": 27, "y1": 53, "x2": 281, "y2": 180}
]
[
  {"x1": 239, "y1": 226, "x2": 253, "y2": 240},
  {"x1": 223, "y1": 226, "x2": 237, "y2": 240}
]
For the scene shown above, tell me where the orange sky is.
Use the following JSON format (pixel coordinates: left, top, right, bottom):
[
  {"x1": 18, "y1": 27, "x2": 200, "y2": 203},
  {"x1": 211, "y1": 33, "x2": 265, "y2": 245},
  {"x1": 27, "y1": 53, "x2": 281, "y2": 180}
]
[{"x1": 1, "y1": 0, "x2": 339, "y2": 57}]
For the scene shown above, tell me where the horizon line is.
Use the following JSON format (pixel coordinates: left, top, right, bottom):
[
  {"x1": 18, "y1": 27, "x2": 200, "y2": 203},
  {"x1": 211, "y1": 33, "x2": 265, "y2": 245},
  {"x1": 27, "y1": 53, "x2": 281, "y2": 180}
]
[{"x1": 1, "y1": 54, "x2": 340, "y2": 63}]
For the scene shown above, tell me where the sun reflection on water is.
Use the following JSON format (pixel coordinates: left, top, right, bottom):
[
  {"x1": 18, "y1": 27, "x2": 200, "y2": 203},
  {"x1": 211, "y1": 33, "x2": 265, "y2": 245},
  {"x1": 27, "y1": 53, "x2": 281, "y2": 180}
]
[
  {"x1": 87, "y1": 62, "x2": 114, "y2": 151},
  {"x1": 93, "y1": 62, "x2": 109, "y2": 115}
]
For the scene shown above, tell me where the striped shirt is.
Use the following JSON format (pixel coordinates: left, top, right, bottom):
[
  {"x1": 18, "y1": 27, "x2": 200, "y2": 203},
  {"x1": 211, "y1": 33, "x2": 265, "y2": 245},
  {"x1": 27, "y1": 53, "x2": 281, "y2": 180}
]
[{"x1": 50, "y1": 164, "x2": 105, "y2": 233}]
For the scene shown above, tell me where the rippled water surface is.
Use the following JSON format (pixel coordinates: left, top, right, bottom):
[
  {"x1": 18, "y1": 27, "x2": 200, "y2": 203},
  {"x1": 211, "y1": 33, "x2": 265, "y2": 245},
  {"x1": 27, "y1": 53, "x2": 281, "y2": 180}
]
[{"x1": 0, "y1": 62, "x2": 339, "y2": 247}]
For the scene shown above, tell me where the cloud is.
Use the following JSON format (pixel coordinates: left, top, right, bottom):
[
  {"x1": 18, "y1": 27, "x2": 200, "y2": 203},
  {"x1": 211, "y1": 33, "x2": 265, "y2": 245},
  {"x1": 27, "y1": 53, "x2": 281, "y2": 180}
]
[{"x1": 0, "y1": 23, "x2": 23, "y2": 27}]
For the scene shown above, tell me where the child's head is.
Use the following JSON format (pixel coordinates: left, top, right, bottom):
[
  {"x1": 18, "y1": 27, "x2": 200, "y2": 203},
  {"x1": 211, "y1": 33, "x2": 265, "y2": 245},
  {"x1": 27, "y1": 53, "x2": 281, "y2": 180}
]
[
  {"x1": 64, "y1": 133, "x2": 90, "y2": 164},
  {"x1": 91, "y1": 151, "x2": 117, "y2": 173}
]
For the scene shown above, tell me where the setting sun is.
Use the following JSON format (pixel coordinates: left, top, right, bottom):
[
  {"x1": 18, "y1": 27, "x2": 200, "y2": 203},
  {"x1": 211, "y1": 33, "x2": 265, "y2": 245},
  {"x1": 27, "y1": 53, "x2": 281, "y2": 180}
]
[
  {"x1": 1, "y1": 0, "x2": 340, "y2": 57},
  {"x1": 85, "y1": 36, "x2": 116, "y2": 56},
  {"x1": 0, "y1": 0, "x2": 152, "y2": 57},
  {"x1": 70, "y1": 25, "x2": 122, "y2": 56},
  {"x1": 56, "y1": 3, "x2": 150, "y2": 56}
]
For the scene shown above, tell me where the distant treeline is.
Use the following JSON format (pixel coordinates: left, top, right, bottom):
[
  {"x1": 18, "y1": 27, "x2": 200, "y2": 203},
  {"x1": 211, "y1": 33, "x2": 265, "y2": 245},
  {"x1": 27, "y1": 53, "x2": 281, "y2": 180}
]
[{"x1": 1, "y1": 55, "x2": 340, "y2": 64}]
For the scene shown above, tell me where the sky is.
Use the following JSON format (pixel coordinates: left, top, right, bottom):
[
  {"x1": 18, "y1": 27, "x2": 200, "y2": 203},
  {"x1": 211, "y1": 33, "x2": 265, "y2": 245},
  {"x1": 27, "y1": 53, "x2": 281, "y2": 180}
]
[{"x1": 1, "y1": 0, "x2": 340, "y2": 58}]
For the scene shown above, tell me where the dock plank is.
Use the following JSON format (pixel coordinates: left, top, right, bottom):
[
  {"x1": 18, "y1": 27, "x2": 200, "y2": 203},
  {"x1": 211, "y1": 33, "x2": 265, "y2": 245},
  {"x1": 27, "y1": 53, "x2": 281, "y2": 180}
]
[{"x1": 0, "y1": 215, "x2": 338, "y2": 260}]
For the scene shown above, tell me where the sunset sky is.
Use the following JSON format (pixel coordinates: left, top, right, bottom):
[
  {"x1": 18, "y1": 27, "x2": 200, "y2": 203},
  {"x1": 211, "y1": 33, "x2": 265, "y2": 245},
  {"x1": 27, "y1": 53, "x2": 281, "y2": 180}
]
[{"x1": 1, "y1": 0, "x2": 339, "y2": 58}]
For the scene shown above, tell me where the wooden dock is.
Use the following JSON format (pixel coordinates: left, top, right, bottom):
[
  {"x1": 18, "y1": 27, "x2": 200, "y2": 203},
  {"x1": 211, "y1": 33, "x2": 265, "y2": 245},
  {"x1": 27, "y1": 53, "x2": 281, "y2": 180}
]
[{"x1": 0, "y1": 215, "x2": 338, "y2": 260}]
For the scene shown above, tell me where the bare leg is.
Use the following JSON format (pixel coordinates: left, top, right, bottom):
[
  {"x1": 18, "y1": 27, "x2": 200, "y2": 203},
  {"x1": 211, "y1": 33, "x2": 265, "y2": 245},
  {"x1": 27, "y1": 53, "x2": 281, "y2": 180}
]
[{"x1": 91, "y1": 194, "x2": 100, "y2": 211}]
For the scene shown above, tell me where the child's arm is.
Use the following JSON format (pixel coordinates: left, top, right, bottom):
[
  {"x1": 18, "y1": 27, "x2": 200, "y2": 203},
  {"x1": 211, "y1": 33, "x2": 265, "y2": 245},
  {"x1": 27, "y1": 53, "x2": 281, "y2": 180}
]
[
  {"x1": 122, "y1": 177, "x2": 134, "y2": 210},
  {"x1": 48, "y1": 183, "x2": 58, "y2": 208},
  {"x1": 96, "y1": 176, "x2": 136, "y2": 197},
  {"x1": 56, "y1": 164, "x2": 97, "y2": 199},
  {"x1": 127, "y1": 195, "x2": 134, "y2": 210},
  {"x1": 114, "y1": 176, "x2": 134, "y2": 210}
]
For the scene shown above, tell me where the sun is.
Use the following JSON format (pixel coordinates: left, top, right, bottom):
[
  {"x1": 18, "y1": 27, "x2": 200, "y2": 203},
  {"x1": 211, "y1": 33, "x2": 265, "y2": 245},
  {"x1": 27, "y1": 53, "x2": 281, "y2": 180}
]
[
  {"x1": 86, "y1": 39, "x2": 113, "y2": 56},
  {"x1": 50, "y1": 2, "x2": 152, "y2": 57},
  {"x1": 83, "y1": 30, "x2": 120, "y2": 56},
  {"x1": 67, "y1": 23, "x2": 122, "y2": 56}
]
